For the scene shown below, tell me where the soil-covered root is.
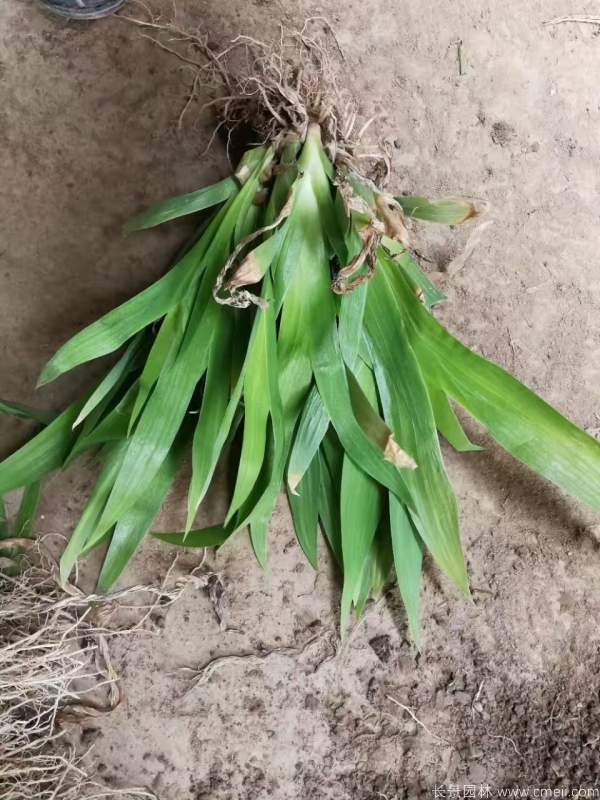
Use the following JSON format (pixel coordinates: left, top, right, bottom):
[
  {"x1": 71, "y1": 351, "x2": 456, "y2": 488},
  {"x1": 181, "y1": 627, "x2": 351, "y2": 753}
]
[
  {"x1": 119, "y1": 10, "x2": 390, "y2": 177},
  {"x1": 0, "y1": 552, "x2": 184, "y2": 799}
]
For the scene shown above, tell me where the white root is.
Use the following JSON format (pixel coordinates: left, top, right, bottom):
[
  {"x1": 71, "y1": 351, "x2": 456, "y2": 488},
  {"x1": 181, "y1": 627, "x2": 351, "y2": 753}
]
[
  {"x1": 0, "y1": 550, "x2": 187, "y2": 799},
  {"x1": 119, "y1": 11, "x2": 391, "y2": 179}
]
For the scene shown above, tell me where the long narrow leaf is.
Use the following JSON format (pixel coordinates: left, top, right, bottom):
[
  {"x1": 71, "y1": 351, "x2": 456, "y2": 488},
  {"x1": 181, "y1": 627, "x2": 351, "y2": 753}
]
[
  {"x1": 60, "y1": 443, "x2": 126, "y2": 582},
  {"x1": 14, "y1": 483, "x2": 42, "y2": 539},
  {"x1": 124, "y1": 177, "x2": 237, "y2": 233},
  {"x1": 73, "y1": 335, "x2": 143, "y2": 428},
  {"x1": 0, "y1": 400, "x2": 83, "y2": 494},
  {"x1": 389, "y1": 496, "x2": 424, "y2": 647},
  {"x1": 428, "y1": 384, "x2": 482, "y2": 452},
  {"x1": 340, "y1": 456, "x2": 382, "y2": 631},
  {"x1": 226, "y1": 310, "x2": 272, "y2": 522},
  {"x1": 340, "y1": 360, "x2": 385, "y2": 629},
  {"x1": 96, "y1": 435, "x2": 187, "y2": 590},
  {"x1": 287, "y1": 385, "x2": 329, "y2": 493},
  {"x1": 38, "y1": 243, "x2": 204, "y2": 385},
  {"x1": 388, "y1": 253, "x2": 600, "y2": 513},
  {"x1": 153, "y1": 525, "x2": 232, "y2": 548},
  {"x1": 317, "y1": 438, "x2": 343, "y2": 566},
  {"x1": 287, "y1": 453, "x2": 320, "y2": 568},
  {"x1": 186, "y1": 314, "x2": 240, "y2": 529},
  {"x1": 93, "y1": 300, "x2": 214, "y2": 537},
  {"x1": 366, "y1": 257, "x2": 469, "y2": 595},
  {"x1": 0, "y1": 399, "x2": 54, "y2": 425},
  {"x1": 382, "y1": 239, "x2": 446, "y2": 309}
]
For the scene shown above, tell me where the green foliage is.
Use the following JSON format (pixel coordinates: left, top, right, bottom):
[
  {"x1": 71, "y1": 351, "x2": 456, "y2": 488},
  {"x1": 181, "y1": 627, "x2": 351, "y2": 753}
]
[
  {"x1": 1, "y1": 124, "x2": 599, "y2": 643},
  {"x1": 0, "y1": 403, "x2": 45, "y2": 573}
]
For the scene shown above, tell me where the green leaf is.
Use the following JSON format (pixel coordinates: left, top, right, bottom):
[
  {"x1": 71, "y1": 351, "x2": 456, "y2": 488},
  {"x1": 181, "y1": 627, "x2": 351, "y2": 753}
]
[
  {"x1": 353, "y1": 525, "x2": 394, "y2": 619},
  {"x1": 123, "y1": 147, "x2": 267, "y2": 234},
  {"x1": 38, "y1": 241, "x2": 204, "y2": 386},
  {"x1": 389, "y1": 496, "x2": 424, "y2": 647},
  {"x1": 186, "y1": 309, "x2": 239, "y2": 529},
  {"x1": 231, "y1": 281, "x2": 289, "y2": 545},
  {"x1": 73, "y1": 335, "x2": 143, "y2": 428},
  {"x1": 96, "y1": 434, "x2": 187, "y2": 591},
  {"x1": 66, "y1": 383, "x2": 137, "y2": 465},
  {"x1": 339, "y1": 361, "x2": 384, "y2": 631},
  {"x1": 0, "y1": 400, "x2": 83, "y2": 495},
  {"x1": 287, "y1": 385, "x2": 329, "y2": 493},
  {"x1": 338, "y1": 284, "x2": 368, "y2": 370},
  {"x1": 60, "y1": 443, "x2": 127, "y2": 582},
  {"x1": 346, "y1": 369, "x2": 415, "y2": 470},
  {"x1": 396, "y1": 196, "x2": 476, "y2": 225},
  {"x1": 370, "y1": 525, "x2": 395, "y2": 598},
  {"x1": 382, "y1": 239, "x2": 446, "y2": 310},
  {"x1": 428, "y1": 384, "x2": 482, "y2": 452},
  {"x1": 230, "y1": 149, "x2": 275, "y2": 245},
  {"x1": 390, "y1": 254, "x2": 600, "y2": 514},
  {"x1": 287, "y1": 453, "x2": 320, "y2": 568},
  {"x1": 93, "y1": 298, "x2": 214, "y2": 538},
  {"x1": 153, "y1": 525, "x2": 231, "y2": 548},
  {"x1": 124, "y1": 177, "x2": 238, "y2": 233},
  {"x1": 128, "y1": 300, "x2": 190, "y2": 431},
  {"x1": 270, "y1": 214, "x2": 307, "y2": 311},
  {"x1": 265, "y1": 142, "x2": 300, "y2": 225},
  {"x1": 289, "y1": 127, "x2": 414, "y2": 510},
  {"x1": 226, "y1": 309, "x2": 272, "y2": 522},
  {"x1": 14, "y1": 482, "x2": 41, "y2": 539},
  {"x1": 317, "y1": 438, "x2": 343, "y2": 567},
  {"x1": 366, "y1": 255, "x2": 469, "y2": 595},
  {"x1": 250, "y1": 518, "x2": 269, "y2": 570},
  {"x1": 340, "y1": 456, "x2": 382, "y2": 632},
  {"x1": 0, "y1": 398, "x2": 54, "y2": 425},
  {"x1": 354, "y1": 551, "x2": 375, "y2": 620}
]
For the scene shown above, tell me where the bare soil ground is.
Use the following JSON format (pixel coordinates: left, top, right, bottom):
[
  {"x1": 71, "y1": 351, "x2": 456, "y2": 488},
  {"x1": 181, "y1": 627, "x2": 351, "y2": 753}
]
[{"x1": 1, "y1": 1, "x2": 600, "y2": 797}]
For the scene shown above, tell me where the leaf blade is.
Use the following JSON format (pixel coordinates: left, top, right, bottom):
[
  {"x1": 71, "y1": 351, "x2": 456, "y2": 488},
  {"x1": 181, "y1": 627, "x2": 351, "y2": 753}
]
[
  {"x1": 390, "y1": 254, "x2": 600, "y2": 513},
  {"x1": 395, "y1": 196, "x2": 477, "y2": 225},
  {"x1": 287, "y1": 453, "x2": 320, "y2": 568},
  {"x1": 389, "y1": 496, "x2": 424, "y2": 647},
  {"x1": 428, "y1": 384, "x2": 482, "y2": 452},
  {"x1": 0, "y1": 400, "x2": 83, "y2": 495},
  {"x1": 287, "y1": 385, "x2": 329, "y2": 493},
  {"x1": 153, "y1": 525, "x2": 231, "y2": 548},
  {"x1": 96, "y1": 435, "x2": 186, "y2": 591},
  {"x1": 366, "y1": 255, "x2": 469, "y2": 595},
  {"x1": 124, "y1": 177, "x2": 238, "y2": 233},
  {"x1": 0, "y1": 399, "x2": 54, "y2": 425},
  {"x1": 38, "y1": 243, "x2": 203, "y2": 385}
]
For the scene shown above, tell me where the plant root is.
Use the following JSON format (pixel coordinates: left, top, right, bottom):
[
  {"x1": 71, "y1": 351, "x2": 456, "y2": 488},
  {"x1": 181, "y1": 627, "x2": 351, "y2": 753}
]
[
  {"x1": 0, "y1": 548, "x2": 188, "y2": 799},
  {"x1": 119, "y1": 9, "x2": 389, "y2": 178}
]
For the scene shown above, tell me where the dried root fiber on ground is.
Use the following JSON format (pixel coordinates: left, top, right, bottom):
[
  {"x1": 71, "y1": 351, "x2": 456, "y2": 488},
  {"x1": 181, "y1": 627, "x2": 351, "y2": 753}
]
[
  {"x1": 0, "y1": 25, "x2": 598, "y2": 644},
  {"x1": 0, "y1": 548, "x2": 180, "y2": 799}
]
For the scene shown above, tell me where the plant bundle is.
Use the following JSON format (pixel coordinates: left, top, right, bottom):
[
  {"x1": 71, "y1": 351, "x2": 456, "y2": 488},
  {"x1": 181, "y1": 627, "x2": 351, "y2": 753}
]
[{"x1": 0, "y1": 34, "x2": 599, "y2": 642}]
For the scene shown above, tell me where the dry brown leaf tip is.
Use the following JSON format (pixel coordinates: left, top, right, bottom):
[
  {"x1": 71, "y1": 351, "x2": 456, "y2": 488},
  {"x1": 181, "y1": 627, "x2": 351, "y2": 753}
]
[{"x1": 384, "y1": 435, "x2": 417, "y2": 470}]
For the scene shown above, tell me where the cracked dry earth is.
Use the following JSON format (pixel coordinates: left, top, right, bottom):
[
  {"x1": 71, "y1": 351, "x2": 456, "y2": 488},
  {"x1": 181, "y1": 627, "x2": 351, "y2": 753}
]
[{"x1": 1, "y1": 0, "x2": 600, "y2": 797}]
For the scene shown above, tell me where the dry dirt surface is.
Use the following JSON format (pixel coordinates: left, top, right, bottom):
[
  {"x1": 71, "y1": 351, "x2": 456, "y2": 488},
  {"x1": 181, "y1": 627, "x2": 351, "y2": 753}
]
[{"x1": 1, "y1": 1, "x2": 600, "y2": 797}]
